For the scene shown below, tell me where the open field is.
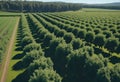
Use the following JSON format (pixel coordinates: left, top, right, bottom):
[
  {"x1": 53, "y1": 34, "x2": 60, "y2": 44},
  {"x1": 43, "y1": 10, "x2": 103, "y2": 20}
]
[
  {"x1": 0, "y1": 15, "x2": 20, "y2": 81},
  {"x1": 0, "y1": 17, "x2": 20, "y2": 62},
  {"x1": 82, "y1": 8, "x2": 120, "y2": 12},
  {"x1": 0, "y1": 17, "x2": 19, "y2": 82},
  {"x1": 0, "y1": 11, "x2": 21, "y2": 16},
  {"x1": 0, "y1": 9, "x2": 120, "y2": 82}
]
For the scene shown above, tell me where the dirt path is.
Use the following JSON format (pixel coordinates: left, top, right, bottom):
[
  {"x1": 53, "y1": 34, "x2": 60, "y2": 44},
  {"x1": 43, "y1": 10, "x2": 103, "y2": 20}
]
[{"x1": 0, "y1": 18, "x2": 19, "y2": 82}]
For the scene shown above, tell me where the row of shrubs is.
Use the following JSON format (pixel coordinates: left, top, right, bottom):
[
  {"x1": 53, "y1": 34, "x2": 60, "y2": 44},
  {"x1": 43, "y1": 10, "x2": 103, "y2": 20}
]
[
  {"x1": 43, "y1": 13, "x2": 120, "y2": 40},
  {"x1": 27, "y1": 13, "x2": 119, "y2": 82},
  {"x1": 32, "y1": 14, "x2": 120, "y2": 67},
  {"x1": 22, "y1": 43, "x2": 62, "y2": 82},
  {"x1": 32, "y1": 13, "x2": 112, "y2": 59},
  {"x1": 32, "y1": 35, "x2": 120, "y2": 82},
  {"x1": 44, "y1": 13, "x2": 120, "y2": 36},
  {"x1": 32, "y1": 14, "x2": 86, "y2": 50},
  {"x1": 17, "y1": 14, "x2": 62, "y2": 82},
  {"x1": 50, "y1": 13, "x2": 120, "y2": 30},
  {"x1": 26, "y1": 18, "x2": 119, "y2": 82},
  {"x1": 39, "y1": 13, "x2": 120, "y2": 53},
  {"x1": 27, "y1": 13, "x2": 86, "y2": 82}
]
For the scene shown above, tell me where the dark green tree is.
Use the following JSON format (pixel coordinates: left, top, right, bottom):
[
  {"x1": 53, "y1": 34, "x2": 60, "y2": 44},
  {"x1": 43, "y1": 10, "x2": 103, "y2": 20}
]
[
  {"x1": 29, "y1": 69, "x2": 62, "y2": 82},
  {"x1": 111, "y1": 64, "x2": 120, "y2": 82},
  {"x1": 23, "y1": 43, "x2": 41, "y2": 54},
  {"x1": 71, "y1": 38, "x2": 83, "y2": 50},
  {"x1": 78, "y1": 29, "x2": 86, "y2": 39},
  {"x1": 66, "y1": 46, "x2": 101, "y2": 82},
  {"x1": 94, "y1": 34, "x2": 106, "y2": 47},
  {"x1": 85, "y1": 32, "x2": 95, "y2": 43},
  {"x1": 22, "y1": 50, "x2": 44, "y2": 67},
  {"x1": 105, "y1": 38, "x2": 119, "y2": 52},
  {"x1": 63, "y1": 33, "x2": 74, "y2": 43},
  {"x1": 54, "y1": 43, "x2": 73, "y2": 75},
  {"x1": 97, "y1": 67, "x2": 111, "y2": 82},
  {"x1": 21, "y1": 36, "x2": 34, "y2": 48}
]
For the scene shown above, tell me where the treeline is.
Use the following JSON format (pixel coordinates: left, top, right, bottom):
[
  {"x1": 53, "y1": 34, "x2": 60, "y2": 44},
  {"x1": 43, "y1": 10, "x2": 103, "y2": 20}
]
[
  {"x1": 83, "y1": 4, "x2": 120, "y2": 10},
  {"x1": 0, "y1": 1, "x2": 120, "y2": 12},
  {"x1": 0, "y1": 1, "x2": 82, "y2": 12}
]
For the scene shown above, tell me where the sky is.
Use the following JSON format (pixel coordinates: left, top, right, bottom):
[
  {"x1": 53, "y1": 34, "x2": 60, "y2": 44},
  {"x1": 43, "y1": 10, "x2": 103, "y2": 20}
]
[{"x1": 32, "y1": 0, "x2": 120, "y2": 4}]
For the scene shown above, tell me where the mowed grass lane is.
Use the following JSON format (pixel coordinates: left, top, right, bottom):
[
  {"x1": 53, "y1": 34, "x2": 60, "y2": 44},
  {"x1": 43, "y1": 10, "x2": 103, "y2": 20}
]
[{"x1": 0, "y1": 17, "x2": 20, "y2": 82}]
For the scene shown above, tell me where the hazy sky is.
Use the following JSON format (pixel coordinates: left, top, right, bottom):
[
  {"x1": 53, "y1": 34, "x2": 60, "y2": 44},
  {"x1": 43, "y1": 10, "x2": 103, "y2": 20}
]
[{"x1": 33, "y1": 0, "x2": 120, "y2": 4}]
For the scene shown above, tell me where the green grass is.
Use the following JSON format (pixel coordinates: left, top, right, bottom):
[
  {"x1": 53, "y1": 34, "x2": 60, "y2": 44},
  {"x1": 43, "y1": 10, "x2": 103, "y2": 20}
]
[
  {"x1": 5, "y1": 18, "x2": 25, "y2": 82},
  {"x1": 0, "y1": 17, "x2": 19, "y2": 60},
  {"x1": 0, "y1": 17, "x2": 19, "y2": 63},
  {"x1": 0, "y1": 12, "x2": 22, "y2": 81},
  {"x1": 5, "y1": 21, "x2": 25, "y2": 82},
  {"x1": 82, "y1": 8, "x2": 120, "y2": 12},
  {"x1": 0, "y1": 17, "x2": 20, "y2": 81},
  {"x1": 0, "y1": 11, "x2": 21, "y2": 16},
  {"x1": 6, "y1": 42, "x2": 25, "y2": 82},
  {"x1": 0, "y1": 17, "x2": 10, "y2": 32}
]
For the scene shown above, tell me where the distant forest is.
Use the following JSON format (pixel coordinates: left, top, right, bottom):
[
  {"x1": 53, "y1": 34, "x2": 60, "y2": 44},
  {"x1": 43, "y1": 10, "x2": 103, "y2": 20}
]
[
  {"x1": 83, "y1": 4, "x2": 120, "y2": 10},
  {"x1": 0, "y1": 1, "x2": 82, "y2": 12},
  {"x1": 0, "y1": 0, "x2": 120, "y2": 12}
]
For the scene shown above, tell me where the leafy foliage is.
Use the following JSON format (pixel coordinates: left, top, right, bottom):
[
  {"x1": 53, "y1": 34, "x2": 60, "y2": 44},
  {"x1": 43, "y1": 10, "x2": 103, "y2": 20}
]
[
  {"x1": 66, "y1": 46, "x2": 108, "y2": 82},
  {"x1": 94, "y1": 34, "x2": 106, "y2": 47},
  {"x1": 63, "y1": 33, "x2": 74, "y2": 43},
  {"x1": 105, "y1": 38, "x2": 119, "y2": 52},
  {"x1": 29, "y1": 69, "x2": 62, "y2": 82}
]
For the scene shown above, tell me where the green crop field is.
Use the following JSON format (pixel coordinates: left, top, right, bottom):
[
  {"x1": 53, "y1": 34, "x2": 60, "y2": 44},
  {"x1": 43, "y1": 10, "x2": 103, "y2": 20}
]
[
  {"x1": 0, "y1": 17, "x2": 20, "y2": 62},
  {"x1": 0, "y1": 8, "x2": 120, "y2": 82},
  {"x1": 82, "y1": 8, "x2": 120, "y2": 12}
]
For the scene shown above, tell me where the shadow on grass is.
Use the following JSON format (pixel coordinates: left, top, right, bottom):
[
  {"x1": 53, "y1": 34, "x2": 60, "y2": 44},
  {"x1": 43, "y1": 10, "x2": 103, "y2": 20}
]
[
  {"x1": 12, "y1": 53, "x2": 24, "y2": 59},
  {"x1": 12, "y1": 60, "x2": 28, "y2": 70},
  {"x1": 110, "y1": 56, "x2": 120, "y2": 64},
  {"x1": 12, "y1": 70, "x2": 29, "y2": 82},
  {"x1": 15, "y1": 46, "x2": 23, "y2": 51},
  {"x1": 94, "y1": 47, "x2": 110, "y2": 57}
]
